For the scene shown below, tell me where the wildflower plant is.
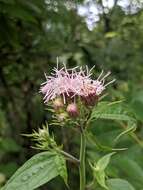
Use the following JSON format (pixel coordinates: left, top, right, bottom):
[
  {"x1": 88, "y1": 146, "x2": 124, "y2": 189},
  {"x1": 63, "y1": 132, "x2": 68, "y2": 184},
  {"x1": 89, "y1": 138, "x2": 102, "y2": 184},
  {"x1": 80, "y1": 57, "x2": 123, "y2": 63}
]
[{"x1": 2, "y1": 62, "x2": 137, "y2": 190}]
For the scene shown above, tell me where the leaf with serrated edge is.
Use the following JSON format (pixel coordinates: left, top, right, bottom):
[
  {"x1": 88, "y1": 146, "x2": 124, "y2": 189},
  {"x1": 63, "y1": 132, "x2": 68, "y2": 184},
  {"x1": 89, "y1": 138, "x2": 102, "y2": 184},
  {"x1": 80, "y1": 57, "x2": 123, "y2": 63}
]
[{"x1": 90, "y1": 101, "x2": 137, "y2": 140}]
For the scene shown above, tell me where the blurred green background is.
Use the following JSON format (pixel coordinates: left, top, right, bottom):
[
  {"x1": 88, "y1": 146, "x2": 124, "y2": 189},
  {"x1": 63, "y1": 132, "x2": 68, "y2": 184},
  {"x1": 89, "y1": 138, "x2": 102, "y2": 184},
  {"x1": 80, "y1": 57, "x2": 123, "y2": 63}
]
[{"x1": 0, "y1": 0, "x2": 143, "y2": 189}]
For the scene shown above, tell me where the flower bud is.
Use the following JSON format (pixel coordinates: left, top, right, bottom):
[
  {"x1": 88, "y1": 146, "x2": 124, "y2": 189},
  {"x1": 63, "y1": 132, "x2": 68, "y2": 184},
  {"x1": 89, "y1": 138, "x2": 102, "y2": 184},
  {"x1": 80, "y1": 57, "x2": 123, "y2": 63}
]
[
  {"x1": 53, "y1": 98, "x2": 64, "y2": 110},
  {"x1": 66, "y1": 103, "x2": 79, "y2": 118}
]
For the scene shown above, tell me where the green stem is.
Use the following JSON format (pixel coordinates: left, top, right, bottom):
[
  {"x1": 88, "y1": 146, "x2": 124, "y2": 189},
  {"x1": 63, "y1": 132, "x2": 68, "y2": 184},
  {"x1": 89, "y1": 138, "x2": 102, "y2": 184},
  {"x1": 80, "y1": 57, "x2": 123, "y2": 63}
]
[
  {"x1": 79, "y1": 130, "x2": 86, "y2": 190},
  {"x1": 59, "y1": 149, "x2": 80, "y2": 164}
]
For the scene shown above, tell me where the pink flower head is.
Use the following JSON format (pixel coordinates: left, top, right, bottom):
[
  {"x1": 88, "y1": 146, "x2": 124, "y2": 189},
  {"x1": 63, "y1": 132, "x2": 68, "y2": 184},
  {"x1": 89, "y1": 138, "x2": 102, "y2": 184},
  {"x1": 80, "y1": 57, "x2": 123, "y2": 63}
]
[
  {"x1": 40, "y1": 64, "x2": 115, "y2": 105},
  {"x1": 77, "y1": 70, "x2": 115, "y2": 105},
  {"x1": 40, "y1": 65, "x2": 79, "y2": 103}
]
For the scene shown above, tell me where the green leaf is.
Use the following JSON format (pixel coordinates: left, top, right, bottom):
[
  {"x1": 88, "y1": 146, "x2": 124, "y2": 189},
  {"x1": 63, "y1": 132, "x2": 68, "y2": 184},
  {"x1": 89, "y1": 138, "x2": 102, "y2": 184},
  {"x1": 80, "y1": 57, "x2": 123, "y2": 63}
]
[
  {"x1": 129, "y1": 90, "x2": 143, "y2": 122},
  {"x1": 86, "y1": 131, "x2": 127, "y2": 152},
  {"x1": 114, "y1": 121, "x2": 136, "y2": 141},
  {"x1": 2, "y1": 151, "x2": 67, "y2": 190},
  {"x1": 96, "y1": 152, "x2": 115, "y2": 171},
  {"x1": 96, "y1": 171, "x2": 107, "y2": 189},
  {"x1": 90, "y1": 153, "x2": 115, "y2": 189},
  {"x1": 115, "y1": 156, "x2": 143, "y2": 187},
  {"x1": 107, "y1": 178, "x2": 135, "y2": 190},
  {"x1": 90, "y1": 101, "x2": 137, "y2": 140},
  {"x1": 91, "y1": 101, "x2": 133, "y2": 121},
  {"x1": 55, "y1": 152, "x2": 68, "y2": 185}
]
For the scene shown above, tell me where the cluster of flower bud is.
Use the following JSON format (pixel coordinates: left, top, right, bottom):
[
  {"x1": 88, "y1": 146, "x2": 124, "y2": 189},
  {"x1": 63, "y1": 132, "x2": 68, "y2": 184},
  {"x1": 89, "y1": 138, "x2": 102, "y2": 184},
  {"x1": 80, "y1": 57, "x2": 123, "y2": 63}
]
[{"x1": 52, "y1": 98, "x2": 79, "y2": 119}]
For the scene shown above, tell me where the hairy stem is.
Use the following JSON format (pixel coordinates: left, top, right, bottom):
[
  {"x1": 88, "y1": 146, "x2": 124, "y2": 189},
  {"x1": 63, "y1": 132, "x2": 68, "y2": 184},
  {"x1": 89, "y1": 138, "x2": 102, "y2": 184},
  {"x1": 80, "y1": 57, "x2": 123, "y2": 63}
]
[{"x1": 79, "y1": 130, "x2": 86, "y2": 190}]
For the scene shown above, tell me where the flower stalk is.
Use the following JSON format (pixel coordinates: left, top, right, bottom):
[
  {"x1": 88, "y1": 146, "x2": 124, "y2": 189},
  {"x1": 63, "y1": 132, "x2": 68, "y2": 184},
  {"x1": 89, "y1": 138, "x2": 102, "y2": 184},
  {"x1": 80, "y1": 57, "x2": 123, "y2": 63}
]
[{"x1": 79, "y1": 129, "x2": 86, "y2": 190}]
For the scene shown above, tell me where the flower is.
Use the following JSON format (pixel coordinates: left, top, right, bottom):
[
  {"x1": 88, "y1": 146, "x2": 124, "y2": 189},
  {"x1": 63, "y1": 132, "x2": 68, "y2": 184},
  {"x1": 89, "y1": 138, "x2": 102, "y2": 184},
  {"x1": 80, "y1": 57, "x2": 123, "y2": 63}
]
[
  {"x1": 40, "y1": 65, "x2": 77, "y2": 103},
  {"x1": 78, "y1": 70, "x2": 115, "y2": 106},
  {"x1": 40, "y1": 64, "x2": 115, "y2": 105}
]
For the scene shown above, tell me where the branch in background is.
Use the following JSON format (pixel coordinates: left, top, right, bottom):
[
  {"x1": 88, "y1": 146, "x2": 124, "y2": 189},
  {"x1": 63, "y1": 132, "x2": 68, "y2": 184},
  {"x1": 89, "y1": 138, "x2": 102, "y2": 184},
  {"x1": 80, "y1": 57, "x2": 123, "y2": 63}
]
[
  {"x1": 97, "y1": 0, "x2": 119, "y2": 32},
  {"x1": 110, "y1": 0, "x2": 119, "y2": 15},
  {"x1": 100, "y1": 0, "x2": 111, "y2": 32}
]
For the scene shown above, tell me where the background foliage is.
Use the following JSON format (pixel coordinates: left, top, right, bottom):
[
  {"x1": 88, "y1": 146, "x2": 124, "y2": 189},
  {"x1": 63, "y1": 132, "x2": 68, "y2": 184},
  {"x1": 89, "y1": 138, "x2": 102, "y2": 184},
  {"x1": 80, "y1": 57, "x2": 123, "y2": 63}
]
[{"x1": 0, "y1": 0, "x2": 143, "y2": 189}]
